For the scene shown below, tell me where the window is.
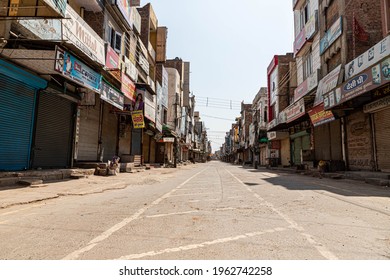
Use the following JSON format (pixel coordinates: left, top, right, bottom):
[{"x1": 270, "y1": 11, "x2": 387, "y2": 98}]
[
  {"x1": 163, "y1": 108, "x2": 167, "y2": 124},
  {"x1": 300, "y1": 1, "x2": 310, "y2": 31},
  {"x1": 110, "y1": 27, "x2": 122, "y2": 54},
  {"x1": 303, "y1": 50, "x2": 313, "y2": 80}
]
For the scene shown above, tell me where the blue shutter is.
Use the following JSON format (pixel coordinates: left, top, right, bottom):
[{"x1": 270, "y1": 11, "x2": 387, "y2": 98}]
[{"x1": 0, "y1": 74, "x2": 36, "y2": 170}]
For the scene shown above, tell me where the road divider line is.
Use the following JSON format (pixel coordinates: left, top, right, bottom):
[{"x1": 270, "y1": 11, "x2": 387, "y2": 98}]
[
  {"x1": 62, "y1": 168, "x2": 207, "y2": 260},
  {"x1": 146, "y1": 210, "x2": 200, "y2": 218},
  {"x1": 117, "y1": 227, "x2": 289, "y2": 260},
  {"x1": 224, "y1": 168, "x2": 338, "y2": 260}
]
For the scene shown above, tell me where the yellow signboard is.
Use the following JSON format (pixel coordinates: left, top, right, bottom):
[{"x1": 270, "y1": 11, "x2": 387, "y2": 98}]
[{"x1": 131, "y1": 110, "x2": 145, "y2": 129}]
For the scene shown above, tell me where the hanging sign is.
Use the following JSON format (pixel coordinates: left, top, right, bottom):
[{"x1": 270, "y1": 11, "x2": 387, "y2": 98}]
[{"x1": 131, "y1": 110, "x2": 145, "y2": 128}]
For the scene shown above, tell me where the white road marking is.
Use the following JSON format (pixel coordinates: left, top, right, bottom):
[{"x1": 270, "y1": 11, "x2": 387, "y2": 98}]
[
  {"x1": 117, "y1": 227, "x2": 289, "y2": 260},
  {"x1": 224, "y1": 168, "x2": 338, "y2": 260},
  {"x1": 146, "y1": 210, "x2": 199, "y2": 218},
  {"x1": 62, "y1": 168, "x2": 207, "y2": 260},
  {"x1": 0, "y1": 204, "x2": 43, "y2": 217},
  {"x1": 169, "y1": 192, "x2": 218, "y2": 197}
]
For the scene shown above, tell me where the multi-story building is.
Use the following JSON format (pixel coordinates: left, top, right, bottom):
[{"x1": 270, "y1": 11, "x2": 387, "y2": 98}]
[
  {"x1": 266, "y1": 53, "x2": 295, "y2": 167},
  {"x1": 0, "y1": 1, "x2": 201, "y2": 171},
  {"x1": 250, "y1": 87, "x2": 268, "y2": 167},
  {"x1": 319, "y1": 0, "x2": 389, "y2": 172}
]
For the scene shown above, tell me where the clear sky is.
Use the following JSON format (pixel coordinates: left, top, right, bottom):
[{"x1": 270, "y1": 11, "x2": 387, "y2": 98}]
[{"x1": 150, "y1": 0, "x2": 294, "y2": 152}]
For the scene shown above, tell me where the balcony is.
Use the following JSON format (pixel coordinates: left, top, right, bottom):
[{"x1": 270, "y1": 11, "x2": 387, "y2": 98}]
[{"x1": 0, "y1": 0, "x2": 67, "y2": 18}]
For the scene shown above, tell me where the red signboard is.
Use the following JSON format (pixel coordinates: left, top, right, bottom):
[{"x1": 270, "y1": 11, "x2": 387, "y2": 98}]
[
  {"x1": 308, "y1": 103, "x2": 335, "y2": 127},
  {"x1": 105, "y1": 46, "x2": 120, "y2": 70}
]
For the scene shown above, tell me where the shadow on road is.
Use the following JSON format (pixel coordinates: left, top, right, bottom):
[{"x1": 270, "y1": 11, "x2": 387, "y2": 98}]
[{"x1": 235, "y1": 164, "x2": 390, "y2": 199}]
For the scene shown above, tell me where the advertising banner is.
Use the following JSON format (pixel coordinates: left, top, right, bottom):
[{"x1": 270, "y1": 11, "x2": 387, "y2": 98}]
[
  {"x1": 54, "y1": 47, "x2": 102, "y2": 93},
  {"x1": 101, "y1": 82, "x2": 124, "y2": 110},
  {"x1": 62, "y1": 5, "x2": 105, "y2": 65},
  {"x1": 308, "y1": 103, "x2": 335, "y2": 127},
  {"x1": 345, "y1": 35, "x2": 390, "y2": 80},
  {"x1": 320, "y1": 17, "x2": 342, "y2": 55},
  {"x1": 131, "y1": 110, "x2": 145, "y2": 128}
]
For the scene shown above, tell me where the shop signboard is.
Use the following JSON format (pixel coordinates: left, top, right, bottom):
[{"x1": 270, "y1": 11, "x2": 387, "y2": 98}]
[
  {"x1": 124, "y1": 56, "x2": 138, "y2": 82},
  {"x1": 54, "y1": 47, "x2": 102, "y2": 93},
  {"x1": 305, "y1": 11, "x2": 318, "y2": 40},
  {"x1": 286, "y1": 98, "x2": 305, "y2": 123},
  {"x1": 130, "y1": 7, "x2": 141, "y2": 33},
  {"x1": 18, "y1": 18, "x2": 61, "y2": 41},
  {"x1": 115, "y1": 0, "x2": 131, "y2": 28},
  {"x1": 267, "y1": 118, "x2": 278, "y2": 130},
  {"x1": 320, "y1": 16, "x2": 342, "y2": 55},
  {"x1": 269, "y1": 66, "x2": 279, "y2": 105},
  {"x1": 163, "y1": 137, "x2": 175, "y2": 143},
  {"x1": 131, "y1": 110, "x2": 145, "y2": 128},
  {"x1": 161, "y1": 66, "x2": 169, "y2": 108},
  {"x1": 62, "y1": 5, "x2": 105, "y2": 65},
  {"x1": 294, "y1": 28, "x2": 306, "y2": 55},
  {"x1": 294, "y1": 79, "x2": 308, "y2": 101},
  {"x1": 308, "y1": 103, "x2": 335, "y2": 127},
  {"x1": 100, "y1": 82, "x2": 124, "y2": 110},
  {"x1": 323, "y1": 88, "x2": 341, "y2": 110},
  {"x1": 314, "y1": 65, "x2": 342, "y2": 106},
  {"x1": 105, "y1": 46, "x2": 120, "y2": 70},
  {"x1": 121, "y1": 73, "x2": 136, "y2": 102},
  {"x1": 155, "y1": 82, "x2": 163, "y2": 132},
  {"x1": 345, "y1": 35, "x2": 390, "y2": 80},
  {"x1": 324, "y1": 56, "x2": 390, "y2": 109}
]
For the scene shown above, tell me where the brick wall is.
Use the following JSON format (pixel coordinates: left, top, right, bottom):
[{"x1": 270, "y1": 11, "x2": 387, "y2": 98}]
[
  {"x1": 84, "y1": 11, "x2": 104, "y2": 38},
  {"x1": 137, "y1": 4, "x2": 151, "y2": 50}
]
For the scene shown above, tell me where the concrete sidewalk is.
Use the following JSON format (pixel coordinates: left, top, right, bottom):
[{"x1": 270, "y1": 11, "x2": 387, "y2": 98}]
[{"x1": 0, "y1": 165, "x2": 187, "y2": 209}]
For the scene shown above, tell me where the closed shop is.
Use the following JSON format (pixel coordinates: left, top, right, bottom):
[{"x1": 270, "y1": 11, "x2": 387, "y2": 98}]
[
  {"x1": 290, "y1": 131, "x2": 310, "y2": 165},
  {"x1": 260, "y1": 144, "x2": 267, "y2": 166},
  {"x1": 32, "y1": 90, "x2": 76, "y2": 168},
  {"x1": 101, "y1": 103, "x2": 119, "y2": 162},
  {"x1": 374, "y1": 109, "x2": 390, "y2": 172},
  {"x1": 142, "y1": 133, "x2": 150, "y2": 163},
  {"x1": 280, "y1": 138, "x2": 291, "y2": 166},
  {"x1": 0, "y1": 60, "x2": 47, "y2": 171},
  {"x1": 314, "y1": 120, "x2": 343, "y2": 161},
  {"x1": 150, "y1": 138, "x2": 156, "y2": 163},
  {"x1": 77, "y1": 95, "x2": 100, "y2": 161},
  {"x1": 346, "y1": 110, "x2": 373, "y2": 170}
]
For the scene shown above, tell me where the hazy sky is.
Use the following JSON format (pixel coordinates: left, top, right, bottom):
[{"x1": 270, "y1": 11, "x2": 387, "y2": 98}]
[{"x1": 150, "y1": 0, "x2": 294, "y2": 151}]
